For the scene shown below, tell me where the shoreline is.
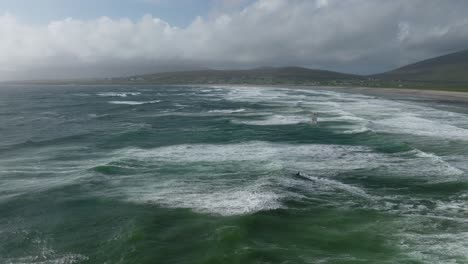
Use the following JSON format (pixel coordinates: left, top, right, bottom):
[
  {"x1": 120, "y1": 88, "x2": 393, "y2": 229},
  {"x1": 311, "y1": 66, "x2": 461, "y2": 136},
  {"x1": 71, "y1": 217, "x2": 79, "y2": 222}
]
[
  {"x1": 3, "y1": 82, "x2": 468, "y2": 104},
  {"x1": 318, "y1": 86, "x2": 468, "y2": 104},
  {"x1": 213, "y1": 84, "x2": 468, "y2": 104}
]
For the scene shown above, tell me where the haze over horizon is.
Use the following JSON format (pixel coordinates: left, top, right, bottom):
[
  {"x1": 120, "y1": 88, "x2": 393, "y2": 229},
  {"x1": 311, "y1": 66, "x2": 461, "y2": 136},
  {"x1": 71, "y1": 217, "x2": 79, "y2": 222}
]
[{"x1": 1, "y1": 0, "x2": 468, "y2": 81}]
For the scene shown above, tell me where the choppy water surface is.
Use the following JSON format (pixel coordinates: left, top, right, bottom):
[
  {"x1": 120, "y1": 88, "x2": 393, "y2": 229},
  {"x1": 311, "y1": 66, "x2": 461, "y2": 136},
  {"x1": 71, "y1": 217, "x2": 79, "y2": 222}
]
[{"x1": 0, "y1": 85, "x2": 467, "y2": 264}]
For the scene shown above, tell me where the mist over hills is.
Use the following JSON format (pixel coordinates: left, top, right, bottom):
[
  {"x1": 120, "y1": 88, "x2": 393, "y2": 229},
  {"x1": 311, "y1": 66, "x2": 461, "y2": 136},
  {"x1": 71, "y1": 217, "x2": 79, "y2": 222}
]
[
  {"x1": 123, "y1": 67, "x2": 361, "y2": 85},
  {"x1": 6, "y1": 49, "x2": 468, "y2": 91}
]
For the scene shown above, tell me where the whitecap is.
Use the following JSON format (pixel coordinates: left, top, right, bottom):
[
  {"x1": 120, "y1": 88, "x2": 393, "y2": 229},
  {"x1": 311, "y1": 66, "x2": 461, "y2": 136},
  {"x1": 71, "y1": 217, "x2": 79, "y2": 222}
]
[
  {"x1": 234, "y1": 115, "x2": 311, "y2": 126},
  {"x1": 115, "y1": 141, "x2": 464, "y2": 180},
  {"x1": 341, "y1": 126, "x2": 373, "y2": 134},
  {"x1": 129, "y1": 180, "x2": 282, "y2": 216},
  {"x1": 97, "y1": 92, "x2": 141, "y2": 97},
  {"x1": 208, "y1": 109, "x2": 246, "y2": 114},
  {"x1": 108, "y1": 100, "x2": 161, "y2": 105},
  {"x1": 104, "y1": 142, "x2": 387, "y2": 215},
  {"x1": 296, "y1": 172, "x2": 371, "y2": 199},
  {"x1": 374, "y1": 115, "x2": 468, "y2": 140},
  {"x1": 1, "y1": 254, "x2": 89, "y2": 264},
  {"x1": 399, "y1": 230, "x2": 468, "y2": 263},
  {"x1": 71, "y1": 93, "x2": 90, "y2": 97}
]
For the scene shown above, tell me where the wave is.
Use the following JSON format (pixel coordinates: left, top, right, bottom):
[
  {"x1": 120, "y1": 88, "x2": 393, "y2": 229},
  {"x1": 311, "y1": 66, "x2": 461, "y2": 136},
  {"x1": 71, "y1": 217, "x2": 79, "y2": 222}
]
[
  {"x1": 0, "y1": 133, "x2": 93, "y2": 150},
  {"x1": 115, "y1": 141, "x2": 370, "y2": 164},
  {"x1": 374, "y1": 115, "x2": 468, "y2": 140},
  {"x1": 341, "y1": 126, "x2": 373, "y2": 135},
  {"x1": 208, "y1": 109, "x2": 246, "y2": 114},
  {"x1": 409, "y1": 149, "x2": 464, "y2": 177},
  {"x1": 296, "y1": 172, "x2": 371, "y2": 199},
  {"x1": 71, "y1": 93, "x2": 91, "y2": 97},
  {"x1": 0, "y1": 234, "x2": 88, "y2": 264},
  {"x1": 364, "y1": 190, "x2": 468, "y2": 262},
  {"x1": 0, "y1": 144, "x2": 108, "y2": 201},
  {"x1": 108, "y1": 100, "x2": 161, "y2": 105},
  {"x1": 115, "y1": 141, "x2": 465, "y2": 180},
  {"x1": 234, "y1": 115, "x2": 311, "y2": 126},
  {"x1": 317, "y1": 109, "x2": 367, "y2": 122},
  {"x1": 223, "y1": 87, "x2": 290, "y2": 103},
  {"x1": 128, "y1": 180, "x2": 282, "y2": 216},
  {"x1": 87, "y1": 113, "x2": 109, "y2": 119},
  {"x1": 1, "y1": 253, "x2": 88, "y2": 264},
  {"x1": 97, "y1": 92, "x2": 141, "y2": 97},
  {"x1": 397, "y1": 226, "x2": 468, "y2": 263},
  {"x1": 101, "y1": 142, "x2": 387, "y2": 215}
]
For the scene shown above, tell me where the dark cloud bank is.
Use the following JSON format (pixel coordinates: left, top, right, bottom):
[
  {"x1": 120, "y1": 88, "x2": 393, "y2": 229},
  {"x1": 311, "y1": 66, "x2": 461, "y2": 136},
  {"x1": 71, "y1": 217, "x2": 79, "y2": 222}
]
[{"x1": 1, "y1": 0, "x2": 467, "y2": 80}]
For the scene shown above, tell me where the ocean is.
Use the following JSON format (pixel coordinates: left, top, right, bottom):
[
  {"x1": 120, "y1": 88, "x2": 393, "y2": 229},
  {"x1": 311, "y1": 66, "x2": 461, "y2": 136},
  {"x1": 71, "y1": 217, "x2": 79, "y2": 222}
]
[{"x1": 0, "y1": 85, "x2": 467, "y2": 263}]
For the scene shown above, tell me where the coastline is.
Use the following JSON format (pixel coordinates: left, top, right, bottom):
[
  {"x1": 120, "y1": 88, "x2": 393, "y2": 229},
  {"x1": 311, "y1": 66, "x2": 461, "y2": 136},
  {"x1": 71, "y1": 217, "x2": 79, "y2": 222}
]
[
  {"x1": 3, "y1": 82, "x2": 468, "y2": 104},
  {"x1": 203, "y1": 84, "x2": 468, "y2": 104},
  {"x1": 320, "y1": 86, "x2": 468, "y2": 104},
  {"x1": 227, "y1": 84, "x2": 468, "y2": 104}
]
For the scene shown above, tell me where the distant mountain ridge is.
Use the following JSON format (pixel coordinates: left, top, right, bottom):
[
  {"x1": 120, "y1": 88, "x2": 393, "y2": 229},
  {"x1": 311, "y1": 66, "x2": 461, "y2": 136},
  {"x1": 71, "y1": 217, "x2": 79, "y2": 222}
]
[
  {"x1": 124, "y1": 66, "x2": 361, "y2": 85},
  {"x1": 372, "y1": 49, "x2": 468, "y2": 83},
  {"x1": 5, "y1": 49, "x2": 468, "y2": 91},
  {"x1": 121, "y1": 49, "x2": 468, "y2": 88}
]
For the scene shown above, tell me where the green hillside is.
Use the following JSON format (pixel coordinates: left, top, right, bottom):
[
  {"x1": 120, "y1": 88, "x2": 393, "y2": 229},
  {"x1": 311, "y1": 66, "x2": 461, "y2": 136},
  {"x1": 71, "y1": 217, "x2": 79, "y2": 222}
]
[
  {"x1": 113, "y1": 50, "x2": 468, "y2": 90},
  {"x1": 121, "y1": 67, "x2": 361, "y2": 85},
  {"x1": 6, "y1": 50, "x2": 468, "y2": 91},
  {"x1": 372, "y1": 50, "x2": 468, "y2": 84}
]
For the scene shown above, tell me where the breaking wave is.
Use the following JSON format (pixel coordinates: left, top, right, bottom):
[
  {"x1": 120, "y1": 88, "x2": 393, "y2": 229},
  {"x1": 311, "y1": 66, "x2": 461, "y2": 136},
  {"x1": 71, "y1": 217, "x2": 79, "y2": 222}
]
[
  {"x1": 108, "y1": 100, "x2": 161, "y2": 105},
  {"x1": 97, "y1": 92, "x2": 141, "y2": 97}
]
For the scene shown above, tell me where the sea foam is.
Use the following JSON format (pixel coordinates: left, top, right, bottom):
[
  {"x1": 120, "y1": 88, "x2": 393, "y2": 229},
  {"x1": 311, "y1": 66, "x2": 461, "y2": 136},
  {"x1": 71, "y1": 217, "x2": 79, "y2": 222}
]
[
  {"x1": 208, "y1": 109, "x2": 246, "y2": 114},
  {"x1": 108, "y1": 100, "x2": 161, "y2": 105},
  {"x1": 234, "y1": 115, "x2": 311, "y2": 126},
  {"x1": 97, "y1": 141, "x2": 464, "y2": 215},
  {"x1": 374, "y1": 115, "x2": 468, "y2": 140},
  {"x1": 97, "y1": 92, "x2": 141, "y2": 97}
]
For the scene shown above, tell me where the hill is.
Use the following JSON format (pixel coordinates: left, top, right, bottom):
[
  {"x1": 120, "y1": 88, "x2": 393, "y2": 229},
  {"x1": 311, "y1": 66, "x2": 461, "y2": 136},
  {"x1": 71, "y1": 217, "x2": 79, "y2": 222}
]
[
  {"x1": 118, "y1": 67, "x2": 362, "y2": 85},
  {"x1": 4, "y1": 50, "x2": 468, "y2": 91},
  {"x1": 372, "y1": 50, "x2": 468, "y2": 85},
  {"x1": 110, "y1": 50, "x2": 468, "y2": 90}
]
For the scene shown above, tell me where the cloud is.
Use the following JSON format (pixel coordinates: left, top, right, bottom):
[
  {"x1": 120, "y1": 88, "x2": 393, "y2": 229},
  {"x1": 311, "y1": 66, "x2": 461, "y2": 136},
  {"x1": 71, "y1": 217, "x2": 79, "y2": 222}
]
[{"x1": 0, "y1": 0, "x2": 467, "y2": 80}]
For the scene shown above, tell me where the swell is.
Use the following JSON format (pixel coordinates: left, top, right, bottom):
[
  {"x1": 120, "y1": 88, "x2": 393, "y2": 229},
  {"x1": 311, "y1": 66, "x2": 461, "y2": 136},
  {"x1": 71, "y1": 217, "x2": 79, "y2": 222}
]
[
  {"x1": 84, "y1": 140, "x2": 466, "y2": 216},
  {"x1": 0, "y1": 132, "x2": 94, "y2": 152}
]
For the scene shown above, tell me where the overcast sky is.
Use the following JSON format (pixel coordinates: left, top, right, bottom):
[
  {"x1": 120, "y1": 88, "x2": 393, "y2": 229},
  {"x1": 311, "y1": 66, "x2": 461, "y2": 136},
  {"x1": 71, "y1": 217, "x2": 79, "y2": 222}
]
[{"x1": 0, "y1": 0, "x2": 467, "y2": 80}]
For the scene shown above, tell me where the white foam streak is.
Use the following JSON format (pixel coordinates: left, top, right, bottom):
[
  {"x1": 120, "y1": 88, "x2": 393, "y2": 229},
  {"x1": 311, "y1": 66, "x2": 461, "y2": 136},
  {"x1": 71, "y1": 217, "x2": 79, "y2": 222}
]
[
  {"x1": 374, "y1": 115, "x2": 468, "y2": 140},
  {"x1": 131, "y1": 181, "x2": 282, "y2": 216},
  {"x1": 104, "y1": 140, "x2": 466, "y2": 215},
  {"x1": 108, "y1": 100, "x2": 160, "y2": 105},
  {"x1": 218, "y1": 86, "x2": 468, "y2": 140},
  {"x1": 97, "y1": 92, "x2": 141, "y2": 97},
  {"x1": 298, "y1": 173, "x2": 371, "y2": 199},
  {"x1": 400, "y1": 231, "x2": 468, "y2": 263},
  {"x1": 208, "y1": 109, "x2": 246, "y2": 114},
  {"x1": 109, "y1": 142, "x2": 380, "y2": 215},
  {"x1": 235, "y1": 115, "x2": 311, "y2": 126}
]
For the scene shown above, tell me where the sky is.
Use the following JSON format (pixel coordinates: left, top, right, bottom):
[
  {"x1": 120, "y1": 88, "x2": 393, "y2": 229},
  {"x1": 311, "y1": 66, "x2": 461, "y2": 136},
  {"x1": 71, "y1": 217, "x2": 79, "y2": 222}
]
[{"x1": 0, "y1": 0, "x2": 467, "y2": 80}]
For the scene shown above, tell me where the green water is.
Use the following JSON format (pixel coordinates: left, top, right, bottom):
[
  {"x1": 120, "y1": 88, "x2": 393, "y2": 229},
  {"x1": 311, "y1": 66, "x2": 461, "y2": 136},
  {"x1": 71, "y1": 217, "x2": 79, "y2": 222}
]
[{"x1": 0, "y1": 85, "x2": 467, "y2": 264}]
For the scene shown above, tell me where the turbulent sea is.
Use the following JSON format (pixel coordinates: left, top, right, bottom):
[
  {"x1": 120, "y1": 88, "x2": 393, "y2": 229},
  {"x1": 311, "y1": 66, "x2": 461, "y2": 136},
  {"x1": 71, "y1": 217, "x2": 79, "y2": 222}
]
[{"x1": 0, "y1": 85, "x2": 467, "y2": 264}]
